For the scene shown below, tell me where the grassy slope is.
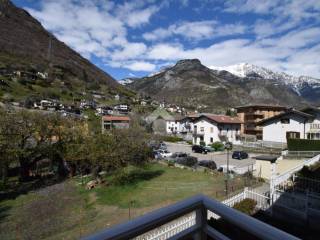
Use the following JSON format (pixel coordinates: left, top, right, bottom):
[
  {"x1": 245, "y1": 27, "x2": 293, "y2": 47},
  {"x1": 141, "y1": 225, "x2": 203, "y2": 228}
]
[{"x1": 0, "y1": 163, "x2": 250, "y2": 240}]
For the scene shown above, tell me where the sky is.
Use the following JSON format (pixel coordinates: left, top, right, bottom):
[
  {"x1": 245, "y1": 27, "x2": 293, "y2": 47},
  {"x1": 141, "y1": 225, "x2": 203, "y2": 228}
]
[{"x1": 12, "y1": 0, "x2": 320, "y2": 80}]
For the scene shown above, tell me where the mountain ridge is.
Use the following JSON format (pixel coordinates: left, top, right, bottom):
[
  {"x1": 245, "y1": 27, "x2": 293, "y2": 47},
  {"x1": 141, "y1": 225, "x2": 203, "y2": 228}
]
[
  {"x1": 0, "y1": 0, "x2": 132, "y2": 104},
  {"x1": 127, "y1": 59, "x2": 318, "y2": 112}
]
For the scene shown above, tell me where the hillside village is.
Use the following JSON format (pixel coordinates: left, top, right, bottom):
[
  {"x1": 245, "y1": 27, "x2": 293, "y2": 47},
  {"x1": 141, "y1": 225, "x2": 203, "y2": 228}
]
[{"x1": 1, "y1": 0, "x2": 320, "y2": 240}]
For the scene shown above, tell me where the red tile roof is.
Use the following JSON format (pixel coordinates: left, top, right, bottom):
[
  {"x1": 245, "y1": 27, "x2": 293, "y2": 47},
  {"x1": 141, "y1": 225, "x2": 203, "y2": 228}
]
[
  {"x1": 200, "y1": 114, "x2": 242, "y2": 124},
  {"x1": 102, "y1": 115, "x2": 130, "y2": 121}
]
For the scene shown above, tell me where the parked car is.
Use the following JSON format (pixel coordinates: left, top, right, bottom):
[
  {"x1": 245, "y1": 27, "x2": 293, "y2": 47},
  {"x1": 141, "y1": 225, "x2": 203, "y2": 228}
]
[
  {"x1": 192, "y1": 145, "x2": 208, "y2": 154},
  {"x1": 158, "y1": 149, "x2": 172, "y2": 158},
  {"x1": 232, "y1": 151, "x2": 249, "y2": 160},
  {"x1": 204, "y1": 146, "x2": 214, "y2": 152},
  {"x1": 159, "y1": 142, "x2": 167, "y2": 150},
  {"x1": 169, "y1": 152, "x2": 198, "y2": 167},
  {"x1": 197, "y1": 160, "x2": 217, "y2": 170}
]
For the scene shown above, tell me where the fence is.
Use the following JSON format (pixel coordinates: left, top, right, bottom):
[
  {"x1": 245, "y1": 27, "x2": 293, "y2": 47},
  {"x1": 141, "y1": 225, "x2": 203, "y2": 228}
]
[
  {"x1": 239, "y1": 141, "x2": 287, "y2": 149},
  {"x1": 208, "y1": 188, "x2": 270, "y2": 220},
  {"x1": 273, "y1": 154, "x2": 320, "y2": 188},
  {"x1": 133, "y1": 212, "x2": 196, "y2": 240},
  {"x1": 286, "y1": 151, "x2": 320, "y2": 158}
]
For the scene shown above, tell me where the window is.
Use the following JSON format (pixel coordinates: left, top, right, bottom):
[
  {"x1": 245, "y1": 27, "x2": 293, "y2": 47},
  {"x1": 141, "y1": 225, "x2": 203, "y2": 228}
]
[
  {"x1": 200, "y1": 127, "x2": 204, "y2": 132},
  {"x1": 286, "y1": 131, "x2": 300, "y2": 139},
  {"x1": 210, "y1": 137, "x2": 213, "y2": 143},
  {"x1": 281, "y1": 118, "x2": 290, "y2": 124},
  {"x1": 210, "y1": 127, "x2": 213, "y2": 133}
]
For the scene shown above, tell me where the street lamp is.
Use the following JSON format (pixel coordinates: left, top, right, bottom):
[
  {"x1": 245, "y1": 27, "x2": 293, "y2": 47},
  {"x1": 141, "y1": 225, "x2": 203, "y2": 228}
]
[{"x1": 224, "y1": 141, "x2": 233, "y2": 196}]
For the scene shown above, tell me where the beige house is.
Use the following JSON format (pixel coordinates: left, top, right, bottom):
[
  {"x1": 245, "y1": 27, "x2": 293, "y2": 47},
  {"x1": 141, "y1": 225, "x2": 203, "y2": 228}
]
[
  {"x1": 236, "y1": 105, "x2": 287, "y2": 140},
  {"x1": 102, "y1": 115, "x2": 130, "y2": 132}
]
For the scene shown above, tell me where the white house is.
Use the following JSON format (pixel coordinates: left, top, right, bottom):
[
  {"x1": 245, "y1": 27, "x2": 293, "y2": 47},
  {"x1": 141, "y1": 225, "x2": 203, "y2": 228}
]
[
  {"x1": 192, "y1": 114, "x2": 241, "y2": 145},
  {"x1": 299, "y1": 107, "x2": 320, "y2": 140},
  {"x1": 258, "y1": 109, "x2": 314, "y2": 143},
  {"x1": 166, "y1": 118, "x2": 181, "y2": 134}
]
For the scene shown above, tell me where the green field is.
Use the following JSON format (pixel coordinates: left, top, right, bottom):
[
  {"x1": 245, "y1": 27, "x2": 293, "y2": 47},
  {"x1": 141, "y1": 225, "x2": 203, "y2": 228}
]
[{"x1": 0, "y1": 163, "x2": 254, "y2": 240}]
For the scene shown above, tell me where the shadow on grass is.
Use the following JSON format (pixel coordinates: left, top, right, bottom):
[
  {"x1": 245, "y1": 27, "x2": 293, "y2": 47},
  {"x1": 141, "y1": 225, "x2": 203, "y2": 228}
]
[
  {"x1": 112, "y1": 168, "x2": 165, "y2": 186},
  {"x1": 0, "y1": 205, "x2": 11, "y2": 224},
  {"x1": 0, "y1": 176, "x2": 66, "y2": 201}
]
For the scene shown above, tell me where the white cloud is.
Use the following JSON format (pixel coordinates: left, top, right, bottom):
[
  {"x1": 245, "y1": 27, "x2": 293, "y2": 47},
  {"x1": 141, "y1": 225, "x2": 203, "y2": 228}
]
[
  {"x1": 23, "y1": 0, "x2": 320, "y2": 78},
  {"x1": 126, "y1": 61, "x2": 156, "y2": 71},
  {"x1": 143, "y1": 20, "x2": 247, "y2": 42}
]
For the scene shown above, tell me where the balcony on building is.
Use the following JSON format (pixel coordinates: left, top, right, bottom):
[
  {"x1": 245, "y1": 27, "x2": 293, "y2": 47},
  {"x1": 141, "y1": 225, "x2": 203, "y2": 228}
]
[{"x1": 83, "y1": 194, "x2": 298, "y2": 240}]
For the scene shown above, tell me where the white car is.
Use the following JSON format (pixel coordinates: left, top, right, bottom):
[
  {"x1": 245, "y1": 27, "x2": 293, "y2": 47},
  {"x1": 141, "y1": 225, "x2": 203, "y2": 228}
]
[{"x1": 158, "y1": 149, "x2": 172, "y2": 158}]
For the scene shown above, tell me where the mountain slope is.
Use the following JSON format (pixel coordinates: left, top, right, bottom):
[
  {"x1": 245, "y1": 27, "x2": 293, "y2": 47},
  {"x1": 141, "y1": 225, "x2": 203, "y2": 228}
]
[
  {"x1": 128, "y1": 59, "x2": 310, "y2": 112},
  {"x1": 0, "y1": 0, "x2": 132, "y2": 103},
  {"x1": 210, "y1": 63, "x2": 320, "y2": 103}
]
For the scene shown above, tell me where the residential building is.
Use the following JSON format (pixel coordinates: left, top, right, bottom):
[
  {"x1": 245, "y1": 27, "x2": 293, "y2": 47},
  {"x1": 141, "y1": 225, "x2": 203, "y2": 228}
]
[
  {"x1": 301, "y1": 107, "x2": 320, "y2": 140},
  {"x1": 101, "y1": 115, "x2": 130, "y2": 132},
  {"x1": 258, "y1": 109, "x2": 314, "y2": 143},
  {"x1": 192, "y1": 114, "x2": 242, "y2": 145},
  {"x1": 146, "y1": 107, "x2": 174, "y2": 134},
  {"x1": 96, "y1": 106, "x2": 113, "y2": 116},
  {"x1": 236, "y1": 105, "x2": 287, "y2": 140},
  {"x1": 113, "y1": 104, "x2": 130, "y2": 114}
]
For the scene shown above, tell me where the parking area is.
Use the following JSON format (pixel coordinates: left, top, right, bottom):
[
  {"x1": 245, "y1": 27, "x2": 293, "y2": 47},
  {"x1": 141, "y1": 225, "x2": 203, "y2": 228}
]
[{"x1": 166, "y1": 142, "x2": 256, "y2": 169}]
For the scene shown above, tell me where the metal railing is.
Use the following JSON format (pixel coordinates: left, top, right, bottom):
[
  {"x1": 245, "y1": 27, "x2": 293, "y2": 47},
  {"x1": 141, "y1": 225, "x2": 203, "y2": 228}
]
[
  {"x1": 273, "y1": 154, "x2": 320, "y2": 188},
  {"x1": 286, "y1": 151, "x2": 320, "y2": 158},
  {"x1": 83, "y1": 194, "x2": 298, "y2": 240}
]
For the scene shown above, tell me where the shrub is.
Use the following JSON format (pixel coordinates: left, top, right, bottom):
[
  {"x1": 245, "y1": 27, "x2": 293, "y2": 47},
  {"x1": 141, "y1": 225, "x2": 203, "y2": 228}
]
[
  {"x1": 163, "y1": 136, "x2": 183, "y2": 142},
  {"x1": 199, "y1": 141, "x2": 206, "y2": 146},
  {"x1": 167, "y1": 160, "x2": 175, "y2": 167},
  {"x1": 211, "y1": 141, "x2": 225, "y2": 151},
  {"x1": 233, "y1": 198, "x2": 257, "y2": 215},
  {"x1": 112, "y1": 167, "x2": 164, "y2": 185},
  {"x1": 287, "y1": 138, "x2": 320, "y2": 151},
  {"x1": 186, "y1": 140, "x2": 192, "y2": 145}
]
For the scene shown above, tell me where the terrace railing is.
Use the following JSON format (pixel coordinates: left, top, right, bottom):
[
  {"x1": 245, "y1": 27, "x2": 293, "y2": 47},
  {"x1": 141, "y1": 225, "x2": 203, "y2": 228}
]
[{"x1": 83, "y1": 194, "x2": 298, "y2": 240}]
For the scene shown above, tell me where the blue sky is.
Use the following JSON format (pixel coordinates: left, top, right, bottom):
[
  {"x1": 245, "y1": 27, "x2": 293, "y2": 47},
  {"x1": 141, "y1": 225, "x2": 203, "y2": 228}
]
[{"x1": 12, "y1": 0, "x2": 320, "y2": 80}]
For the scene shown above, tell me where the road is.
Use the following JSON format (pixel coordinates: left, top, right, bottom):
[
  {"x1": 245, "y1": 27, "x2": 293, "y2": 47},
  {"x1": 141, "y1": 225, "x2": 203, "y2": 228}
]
[{"x1": 166, "y1": 142, "x2": 256, "y2": 169}]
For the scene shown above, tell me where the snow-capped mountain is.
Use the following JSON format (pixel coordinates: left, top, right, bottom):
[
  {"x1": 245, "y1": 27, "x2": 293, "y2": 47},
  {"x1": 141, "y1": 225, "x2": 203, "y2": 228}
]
[
  {"x1": 118, "y1": 78, "x2": 135, "y2": 85},
  {"x1": 210, "y1": 63, "x2": 319, "y2": 85},
  {"x1": 210, "y1": 63, "x2": 320, "y2": 99}
]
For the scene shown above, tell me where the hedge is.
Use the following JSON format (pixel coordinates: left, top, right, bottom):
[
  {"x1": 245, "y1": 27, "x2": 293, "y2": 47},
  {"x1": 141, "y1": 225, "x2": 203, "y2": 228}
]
[
  {"x1": 233, "y1": 198, "x2": 257, "y2": 215},
  {"x1": 162, "y1": 136, "x2": 184, "y2": 142},
  {"x1": 287, "y1": 138, "x2": 320, "y2": 151}
]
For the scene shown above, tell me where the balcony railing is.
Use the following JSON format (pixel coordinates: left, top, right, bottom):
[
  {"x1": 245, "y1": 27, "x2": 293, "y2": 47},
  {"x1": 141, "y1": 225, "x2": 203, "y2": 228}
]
[
  {"x1": 193, "y1": 130, "x2": 204, "y2": 136},
  {"x1": 83, "y1": 194, "x2": 298, "y2": 240}
]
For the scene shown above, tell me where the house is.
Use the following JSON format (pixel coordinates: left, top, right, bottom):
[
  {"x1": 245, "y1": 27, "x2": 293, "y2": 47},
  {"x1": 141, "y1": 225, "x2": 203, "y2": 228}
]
[
  {"x1": 301, "y1": 107, "x2": 320, "y2": 140},
  {"x1": 146, "y1": 107, "x2": 174, "y2": 134},
  {"x1": 96, "y1": 106, "x2": 113, "y2": 116},
  {"x1": 114, "y1": 94, "x2": 120, "y2": 101},
  {"x1": 102, "y1": 115, "x2": 130, "y2": 132},
  {"x1": 192, "y1": 114, "x2": 242, "y2": 145},
  {"x1": 166, "y1": 116, "x2": 183, "y2": 134},
  {"x1": 236, "y1": 105, "x2": 287, "y2": 140},
  {"x1": 257, "y1": 109, "x2": 314, "y2": 143},
  {"x1": 113, "y1": 104, "x2": 130, "y2": 114}
]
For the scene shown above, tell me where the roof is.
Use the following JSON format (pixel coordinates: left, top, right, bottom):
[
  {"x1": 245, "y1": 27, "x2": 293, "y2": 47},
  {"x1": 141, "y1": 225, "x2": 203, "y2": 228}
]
[
  {"x1": 195, "y1": 114, "x2": 242, "y2": 124},
  {"x1": 257, "y1": 109, "x2": 314, "y2": 126},
  {"x1": 254, "y1": 155, "x2": 279, "y2": 163},
  {"x1": 235, "y1": 104, "x2": 287, "y2": 111},
  {"x1": 102, "y1": 115, "x2": 130, "y2": 121},
  {"x1": 300, "y1": 106, "x2": 320, "y2": 114},
  {"x1": 145, "y1": 107, "x2": 174, "y2": 122}
]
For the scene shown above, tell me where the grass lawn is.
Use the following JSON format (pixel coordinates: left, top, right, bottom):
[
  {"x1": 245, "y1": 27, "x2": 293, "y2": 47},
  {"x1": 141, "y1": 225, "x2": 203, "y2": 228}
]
[{"x1": 0, "y1": 162, "x2": 253, "y2": 240}]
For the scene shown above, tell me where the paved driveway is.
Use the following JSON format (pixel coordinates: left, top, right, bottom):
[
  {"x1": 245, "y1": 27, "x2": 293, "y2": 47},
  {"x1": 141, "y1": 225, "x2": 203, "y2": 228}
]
[{"x1": 166, "y1": 142, "x2": 256, "y2": 168}]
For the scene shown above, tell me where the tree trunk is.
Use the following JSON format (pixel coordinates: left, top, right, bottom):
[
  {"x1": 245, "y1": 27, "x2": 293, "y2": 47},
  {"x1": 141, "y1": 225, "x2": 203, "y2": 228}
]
[{"x1": 19, "y1": 159, "x2": 31, "y2": 182}]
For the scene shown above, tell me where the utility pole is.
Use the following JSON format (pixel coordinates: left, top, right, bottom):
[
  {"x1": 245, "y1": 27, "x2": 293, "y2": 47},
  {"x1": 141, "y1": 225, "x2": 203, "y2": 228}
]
[{"x1": 225, "y1": 141, "x2": 232, "y2": 196}]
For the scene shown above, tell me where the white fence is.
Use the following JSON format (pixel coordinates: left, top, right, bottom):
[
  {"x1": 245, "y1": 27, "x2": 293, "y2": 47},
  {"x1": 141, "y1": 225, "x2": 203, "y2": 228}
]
[
  {"x1": 286, "y1": 151, "x2": 320, "y2": 158},
  {"x1": 239, "y1": 141, "x2": 287, "y2": 149},
  {"x1": 208, "y1": 188, "x2": 270, "y2": 220},
  {"x1": 134, "y1": 212, "x2": 196, "y2": 240},
  {"x1": 273, "y1": 154, "x2": 320, "y2": 188}
]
